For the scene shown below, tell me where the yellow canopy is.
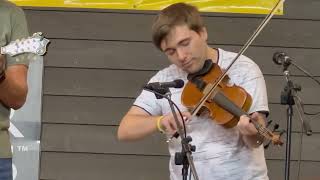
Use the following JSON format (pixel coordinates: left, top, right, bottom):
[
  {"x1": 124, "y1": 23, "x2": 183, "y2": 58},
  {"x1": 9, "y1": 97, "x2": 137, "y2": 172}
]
[{"x1": 10, "y1": 0, "x2": 283, "y2": 14}]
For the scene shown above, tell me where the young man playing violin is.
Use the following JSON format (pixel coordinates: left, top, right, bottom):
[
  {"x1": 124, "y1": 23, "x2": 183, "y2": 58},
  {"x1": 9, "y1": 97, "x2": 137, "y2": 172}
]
[{"x1": 118, "y1": 2, "x2": 269, "y2": 180}]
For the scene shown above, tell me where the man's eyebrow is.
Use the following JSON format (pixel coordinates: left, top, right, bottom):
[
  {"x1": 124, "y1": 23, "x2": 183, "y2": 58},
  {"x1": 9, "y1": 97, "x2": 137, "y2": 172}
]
[
  {"x1": 163, "y1": 37, "x2": 191, "y2": 52},
  {"x1": 179, "y1": 38, "x2": 190, "y2": 45}
]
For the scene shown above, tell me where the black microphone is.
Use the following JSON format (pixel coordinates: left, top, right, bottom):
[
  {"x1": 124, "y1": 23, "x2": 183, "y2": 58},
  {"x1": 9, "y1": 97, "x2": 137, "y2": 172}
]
[
  {"x1": 273, "y1": 52, "x2": 292, "y2": 68},
  {"x1": 144, "y1": 79, "x2": 185, "y2": 90}
]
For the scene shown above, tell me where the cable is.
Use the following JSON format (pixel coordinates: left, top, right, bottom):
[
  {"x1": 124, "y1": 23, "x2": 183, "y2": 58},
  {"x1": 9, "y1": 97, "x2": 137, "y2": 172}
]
[
  {"x1": 289, "y1": 61, "x2": 320, "y2": 115},
  {"x1": 295, "y1": 94, "x2": 320, "y2": 116}
]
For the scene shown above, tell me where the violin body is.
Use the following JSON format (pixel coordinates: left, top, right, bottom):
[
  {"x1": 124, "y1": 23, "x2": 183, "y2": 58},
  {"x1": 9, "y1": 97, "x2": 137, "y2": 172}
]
[{"x1": 181, "y1": 60, "x2": 252, "y2": 128}]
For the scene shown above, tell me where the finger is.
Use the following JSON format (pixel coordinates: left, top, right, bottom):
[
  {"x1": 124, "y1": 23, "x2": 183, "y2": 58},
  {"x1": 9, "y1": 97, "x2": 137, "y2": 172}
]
[
  {"x1": 250, "y1": 112, "x2": 261, "y2": 121},
  {"x1": 169, "y1": 119, "x2": 178, "y2": 131},
  {"x1": 162, "y1": 119, "x2": 175, "y2": 134},
  {"x1": 182, "y1": 111, "x2": 192, "y2": 117},
  {"x1": 238, "y1": 115, "x2": 250, "y2": 126},
  {"x1": 241, "y1": 122, "x2": 258, "y2": 135},
  {"x1": 237, "y1": 116, "x2": 252, "y2": 135},
  {"x1": 181, "y1": 112, "x2": 192, "y2": 121}
]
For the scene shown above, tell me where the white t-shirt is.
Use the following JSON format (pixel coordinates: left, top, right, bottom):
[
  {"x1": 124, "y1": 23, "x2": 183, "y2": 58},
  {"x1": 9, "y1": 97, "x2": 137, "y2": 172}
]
[{"x1": 134, "y1": 48, "x2": 269, "y2": 180}]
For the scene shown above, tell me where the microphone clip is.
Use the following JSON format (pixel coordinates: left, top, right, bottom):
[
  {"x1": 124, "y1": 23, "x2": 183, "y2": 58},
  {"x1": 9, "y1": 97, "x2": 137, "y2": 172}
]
[
  {"x1": 143, "y1": 79, "x2": 184, "y2": 99},
  {"x1": 282, "y1": 56, "x2": 292, "y2": 71},
  {"x1": 148, "y1": 86, "x2": 170, "y2": 99}
]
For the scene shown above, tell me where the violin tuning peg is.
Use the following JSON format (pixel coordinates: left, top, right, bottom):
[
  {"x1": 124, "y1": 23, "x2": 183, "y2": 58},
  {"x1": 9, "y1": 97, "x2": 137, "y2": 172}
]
[
  {"x1": 266, "y1": 120, "x2": 273, "y2": 128},
  {"x1": 279, "y1": 129, "x2": 286, "y2": 136},
  {"x1": 272, "y1": 124, "x2": 279, "y2": 132},
  {"x1": 264, "y1": 141, "x2": 271, "y2": 149}
]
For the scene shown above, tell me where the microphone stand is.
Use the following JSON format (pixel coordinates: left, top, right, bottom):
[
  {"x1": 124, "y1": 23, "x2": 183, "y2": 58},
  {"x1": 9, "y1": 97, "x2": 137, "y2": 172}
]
[
  {"x1": 285, "y1": 59, "x2": 314, "y2": 137},
  {"x1": 290, "y1": 61, "x2": 320, "y2": 86},
  {"x1": 280, "y1": 68, "x2": 311, "y2": 180},
  {"x1": 147, "y1": 87, "x2": 199, "y2": 180},
  {"x1": 276, "y1": 55, "x2": 315, "y2": 180},
  {"x1": 284, "y1": 61, "x2": 314, "y2": 180},
  {"x1": 280, "y1": 69, "x2": 297, "y2": 180}
]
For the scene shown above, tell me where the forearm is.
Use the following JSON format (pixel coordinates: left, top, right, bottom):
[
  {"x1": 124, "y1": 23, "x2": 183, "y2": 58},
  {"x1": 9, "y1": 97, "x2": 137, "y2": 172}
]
[
  {"x1": 0, "y1": 69, "x2": 28, "y2": 109},
  {"x1": 118, "y1": 113, "x2": 160, "y2": 141}
]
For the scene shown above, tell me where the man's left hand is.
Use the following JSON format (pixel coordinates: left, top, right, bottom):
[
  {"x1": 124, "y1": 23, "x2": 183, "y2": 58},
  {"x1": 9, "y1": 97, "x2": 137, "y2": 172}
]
[{"x1": 237, "y1": 112, "x2": 263, "y2": 136}]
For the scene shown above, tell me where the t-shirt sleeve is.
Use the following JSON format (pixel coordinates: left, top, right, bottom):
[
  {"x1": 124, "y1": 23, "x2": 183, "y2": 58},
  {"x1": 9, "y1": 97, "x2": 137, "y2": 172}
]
[
  {"x1": 6, "y1": 6, "x2": 31, "y2": 67},
  {"x1": 133, "y1": 71, "x2": 164, "y2": 116},
  {"x1": 239, "y1": 61, "x2": 269, "y2": 115}
]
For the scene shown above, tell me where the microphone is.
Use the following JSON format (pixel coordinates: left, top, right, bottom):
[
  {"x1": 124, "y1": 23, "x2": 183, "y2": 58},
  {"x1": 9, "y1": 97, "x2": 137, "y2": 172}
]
[
  {"x1": 273, "y1": 52, "x2": 292, "y2": 70},
  {"x1": 144, "y1": 79, "x2": 185, "y2": 90}
]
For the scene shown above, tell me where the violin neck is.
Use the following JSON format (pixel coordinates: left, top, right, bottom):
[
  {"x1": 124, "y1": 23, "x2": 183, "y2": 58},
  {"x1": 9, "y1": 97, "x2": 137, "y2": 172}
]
[
  {"x1": 213, "y1": 91, "x2": 274, "y2": 140},
  {"x1": 213, "y1": 91, "x2": 247, "y2": 118}
]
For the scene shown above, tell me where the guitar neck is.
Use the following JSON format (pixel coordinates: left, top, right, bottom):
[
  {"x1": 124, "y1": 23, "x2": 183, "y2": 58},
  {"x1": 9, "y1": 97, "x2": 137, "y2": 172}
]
[
  {"x1": 0, "y1": 32, "x2": 50, "y2": 57},
  {"x1": 0, "y1": 46, "x2": 24, "y2": 56}
]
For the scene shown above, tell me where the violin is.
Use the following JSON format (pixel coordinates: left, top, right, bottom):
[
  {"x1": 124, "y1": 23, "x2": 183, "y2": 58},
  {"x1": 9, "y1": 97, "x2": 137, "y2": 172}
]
[{"x1": 181, "y1": 59, "x2": 283, "y2": 146}]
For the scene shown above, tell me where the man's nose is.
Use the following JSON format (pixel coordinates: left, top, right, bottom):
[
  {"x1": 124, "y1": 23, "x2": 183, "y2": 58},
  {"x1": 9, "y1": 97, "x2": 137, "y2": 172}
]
[{"x1": 177, "y1": 48, "x2": 187, "y2": 62}]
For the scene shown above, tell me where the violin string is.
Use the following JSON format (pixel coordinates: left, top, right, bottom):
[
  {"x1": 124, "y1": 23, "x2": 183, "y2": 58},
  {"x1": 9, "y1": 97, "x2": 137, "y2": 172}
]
[
  {"x1": 251, "y1": 119, "x2": 274, "y2": 140},
  {"x1": 255, "y1": 122, "x2": 272, "y2": 138},
  {"x1": 259, "y1": 126, "x2": 276, "y2": 141}
]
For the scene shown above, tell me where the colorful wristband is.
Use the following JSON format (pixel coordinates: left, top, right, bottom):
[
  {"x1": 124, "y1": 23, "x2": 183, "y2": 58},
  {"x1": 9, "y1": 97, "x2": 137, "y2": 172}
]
[{"x1": 156, "y1": 116, "x2": 165, "y2": 133}]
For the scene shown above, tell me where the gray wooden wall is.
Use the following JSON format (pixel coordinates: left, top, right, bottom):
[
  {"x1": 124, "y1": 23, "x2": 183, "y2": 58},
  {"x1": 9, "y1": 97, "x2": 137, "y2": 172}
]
[{"x1": 23, "y1": 0, "x2": 320, "y2": 179}]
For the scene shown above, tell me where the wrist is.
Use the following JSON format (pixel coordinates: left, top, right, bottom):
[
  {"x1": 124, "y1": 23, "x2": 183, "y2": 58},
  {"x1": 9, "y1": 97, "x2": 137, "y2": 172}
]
[{"x1": 243, "y1": 133, "x2": 264, "y2": 148}]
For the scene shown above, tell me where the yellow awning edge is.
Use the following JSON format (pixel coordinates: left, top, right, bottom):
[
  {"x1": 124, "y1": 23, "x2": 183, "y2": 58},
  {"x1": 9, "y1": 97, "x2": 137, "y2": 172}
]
[{"x1": 10, "y1": 0, "x2": 283, "y2": 15}]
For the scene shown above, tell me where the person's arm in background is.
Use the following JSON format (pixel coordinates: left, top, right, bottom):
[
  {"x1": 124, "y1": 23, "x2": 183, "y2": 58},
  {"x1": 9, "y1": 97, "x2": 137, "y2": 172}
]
[{"x1": 0, "y1": 5, "x2": 30, "y2": 109}]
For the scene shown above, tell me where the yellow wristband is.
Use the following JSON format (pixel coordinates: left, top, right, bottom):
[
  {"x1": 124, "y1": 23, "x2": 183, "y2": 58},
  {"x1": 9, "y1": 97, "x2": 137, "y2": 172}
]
[{"x1": 156, "y1": 116, "x2": 165, "y2": 133}]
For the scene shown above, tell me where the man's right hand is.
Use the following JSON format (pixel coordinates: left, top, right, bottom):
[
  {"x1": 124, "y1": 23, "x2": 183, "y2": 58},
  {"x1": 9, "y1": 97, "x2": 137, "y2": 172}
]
[
  {"x1": 118, "y1": 107, "x2": 192, "y2": 141},
  {"x1": 160, "y1": 111, "x2": 192, "y2": 135}
]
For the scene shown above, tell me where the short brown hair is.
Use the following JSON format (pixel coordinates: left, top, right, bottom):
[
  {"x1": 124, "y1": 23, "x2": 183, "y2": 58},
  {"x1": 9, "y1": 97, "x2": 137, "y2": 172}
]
[{"x1": 151, "y1": 3, "x2": 204, "y2": 51}]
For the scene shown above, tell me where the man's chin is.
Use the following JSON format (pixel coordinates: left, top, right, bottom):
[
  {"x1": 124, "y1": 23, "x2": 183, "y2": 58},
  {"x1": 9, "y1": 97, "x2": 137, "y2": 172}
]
[{"x1": 184, "y1": 68, "x2": 197, "y2": 74}]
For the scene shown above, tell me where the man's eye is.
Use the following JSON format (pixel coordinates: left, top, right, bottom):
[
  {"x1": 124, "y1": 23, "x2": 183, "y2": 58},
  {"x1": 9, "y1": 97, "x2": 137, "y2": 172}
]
[
  {"x1": 181, "y1": 40, "x2": 190, "y2": 46},
  {"x1": 166, "y1": 50, "x2": 175, "y2": 56}
]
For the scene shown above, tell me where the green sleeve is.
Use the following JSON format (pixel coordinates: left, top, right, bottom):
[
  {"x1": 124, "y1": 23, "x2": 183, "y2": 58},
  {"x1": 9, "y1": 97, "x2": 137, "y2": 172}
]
[{"x1": 6, "y1": 6, "x2": 31, "y2": 67}]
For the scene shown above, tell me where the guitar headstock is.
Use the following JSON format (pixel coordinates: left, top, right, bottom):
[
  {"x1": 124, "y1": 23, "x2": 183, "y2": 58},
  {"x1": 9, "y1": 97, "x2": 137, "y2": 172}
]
[{"x1": 1, "y1": 32, "x2": 50, "y2": 57}]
